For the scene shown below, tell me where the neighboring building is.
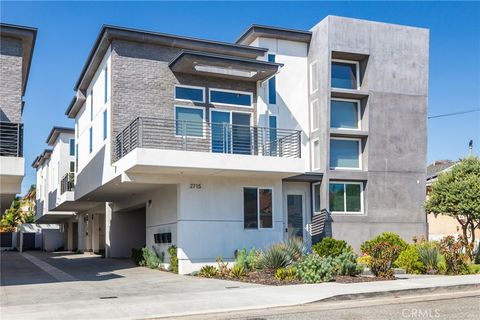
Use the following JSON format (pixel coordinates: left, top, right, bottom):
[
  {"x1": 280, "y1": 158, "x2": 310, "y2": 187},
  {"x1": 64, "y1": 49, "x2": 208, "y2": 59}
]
[
  {"x1": 0, "y1": 23, "x2": 37, "y2": 214},
  {"x1": 40, "y1": 16, "x2": 428, "y2": 273},
  {"x1": 426, "y1": 160, "x2": 480, "y2": 241},
  {"x1": 32, "y1": 127, "x2": 77, "y2": 251}
]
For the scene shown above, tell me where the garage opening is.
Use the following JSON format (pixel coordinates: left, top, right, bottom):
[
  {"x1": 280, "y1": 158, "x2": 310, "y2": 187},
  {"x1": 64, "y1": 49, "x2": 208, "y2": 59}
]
[{"x1": 108, "y1": 206, "x2": 146, "y2": 258}]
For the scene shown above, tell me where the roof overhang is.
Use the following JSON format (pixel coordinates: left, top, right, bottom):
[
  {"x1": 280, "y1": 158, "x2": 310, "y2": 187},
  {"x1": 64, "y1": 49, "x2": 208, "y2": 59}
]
[
  {"x1": 283, "y1": 172, "x2": 323, "y2": 182},
  {"x1": 65, "y1": 90, "x2": 86, "y2": 118},
  {"x1": 236, "y1": 24, "x2": 312, "y2": 45},
  {"x1": 169, "y1": 50, "x2": 283, "y2": 82},
  {"x1": 0, "y1": 23, "x2": 37, "y2": 98},
  {"x1": 32, "y1": 149, "x2": 52, "y2": 168},
  {"x1": 35, "y1": 213, "x2": 76, "y2": 224},
  {"x1": 73, "y1": 25, "x2": 268, "y2": 93},
  {"x1": 46, "y1": 126, "x2": 75, "y2": 145}
]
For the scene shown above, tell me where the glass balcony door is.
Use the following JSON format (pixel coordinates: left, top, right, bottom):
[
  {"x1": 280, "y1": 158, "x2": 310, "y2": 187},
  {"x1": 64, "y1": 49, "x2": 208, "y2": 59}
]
[{"x1": 211, "y1": 111, "x2": 251, "y2": 155}]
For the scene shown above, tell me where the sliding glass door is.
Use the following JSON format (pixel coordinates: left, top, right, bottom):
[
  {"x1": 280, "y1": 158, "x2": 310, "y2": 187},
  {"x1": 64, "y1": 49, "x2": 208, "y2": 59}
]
[{"x1": 211, "y1": 111, "x2": 251, "y2": 155}]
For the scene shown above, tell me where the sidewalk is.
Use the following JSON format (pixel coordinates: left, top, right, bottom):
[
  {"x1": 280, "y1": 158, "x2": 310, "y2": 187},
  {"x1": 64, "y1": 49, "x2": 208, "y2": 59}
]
[{"x1": 3, "y1": 272, "x2": 479, "y2": 320}]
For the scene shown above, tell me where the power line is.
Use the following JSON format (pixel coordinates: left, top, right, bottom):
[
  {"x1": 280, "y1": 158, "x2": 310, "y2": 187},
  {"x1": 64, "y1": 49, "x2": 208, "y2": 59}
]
[{"x1": 428, "y1": 108, "x2": 480, "y2": 119}]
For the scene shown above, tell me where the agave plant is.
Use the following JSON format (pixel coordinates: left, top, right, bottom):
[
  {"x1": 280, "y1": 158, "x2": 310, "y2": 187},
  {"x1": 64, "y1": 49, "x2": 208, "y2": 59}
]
[
  {"x1": 417, "y1": 243, "x2": 440, "y2": 274},
  {"x1": 285, "y1": 236, "x2": 306, "y2": 262},
  {"x1": 259, "y1": 244, "x2": 292, "y2": 271}
]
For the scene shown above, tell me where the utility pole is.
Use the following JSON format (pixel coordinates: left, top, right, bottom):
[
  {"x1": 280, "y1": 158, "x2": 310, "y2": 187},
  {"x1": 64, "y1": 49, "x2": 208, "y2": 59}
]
[{"x1": 468, "y1": 140, "x2": 473, "y2": 156}]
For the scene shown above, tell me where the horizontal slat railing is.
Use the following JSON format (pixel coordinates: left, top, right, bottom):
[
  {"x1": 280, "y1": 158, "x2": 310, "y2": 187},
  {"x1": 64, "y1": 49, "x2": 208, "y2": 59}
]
[
  {"x1": 0, "y1": 122, "x2": 23, "y2": 157},
  {"x1": 114, "y1": 117, "x2": 301, "y2": 161},
  {"x1": 60, "y1": 172, "x2": 75, "y2": 195}
]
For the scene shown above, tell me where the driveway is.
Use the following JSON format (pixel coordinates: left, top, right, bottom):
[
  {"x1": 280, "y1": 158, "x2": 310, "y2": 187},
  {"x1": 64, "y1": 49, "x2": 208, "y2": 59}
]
[{"x1": 0, "y1": 250, "x2": 258, "y2": 320}]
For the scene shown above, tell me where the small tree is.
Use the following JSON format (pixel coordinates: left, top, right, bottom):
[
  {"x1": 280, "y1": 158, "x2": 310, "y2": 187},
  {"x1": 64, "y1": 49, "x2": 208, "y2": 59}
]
[{"x1": 425, "y1": 157, "x2": 480, "y2": 259}]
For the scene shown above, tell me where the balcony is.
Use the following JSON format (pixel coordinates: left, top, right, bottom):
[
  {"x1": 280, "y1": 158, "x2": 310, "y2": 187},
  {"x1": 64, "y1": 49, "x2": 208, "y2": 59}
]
[
  {"x1": 0, "y1": 122, "x2": 23, "y2": 157},
  {"x1": 60, "y1": 172, "x2": 75, "y2": 195},
  {"x1": 115, "y1": 117, "x2": 301, "y2": 161}
]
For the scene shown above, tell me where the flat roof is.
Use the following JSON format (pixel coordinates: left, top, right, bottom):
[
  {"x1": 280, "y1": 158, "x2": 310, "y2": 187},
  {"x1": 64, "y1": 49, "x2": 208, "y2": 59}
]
[
  {"x1": 73, "y1": 25, "x2": 269, "y2": 92},
  {"x1": 0, "y1": 23, "x2": 37, "y2": 98},
  {"x1": 236, "y1": 24, "x2": 312, "y2": 45},
  {"x1": 45, "y1": 126, "x2": 75, "y2": 146},
  {"x1": 169, "y1": 50, "x2": 283, "y2": 82},
  {"x1": 32, "y1": 149, "x2": 52, "y2": 168}
]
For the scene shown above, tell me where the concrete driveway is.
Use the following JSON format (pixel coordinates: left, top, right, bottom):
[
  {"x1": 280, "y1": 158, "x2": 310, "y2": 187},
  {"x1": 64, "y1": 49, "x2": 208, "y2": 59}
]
[{"x1": 0, "y1": 250, "x2": 258, "y2": 319}]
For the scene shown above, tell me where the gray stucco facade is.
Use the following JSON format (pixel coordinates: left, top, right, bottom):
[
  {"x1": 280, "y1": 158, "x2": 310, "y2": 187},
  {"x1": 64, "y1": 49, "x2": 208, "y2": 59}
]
[{"x1": 308, "y1": 16, "x2": 428, "y2": 249}]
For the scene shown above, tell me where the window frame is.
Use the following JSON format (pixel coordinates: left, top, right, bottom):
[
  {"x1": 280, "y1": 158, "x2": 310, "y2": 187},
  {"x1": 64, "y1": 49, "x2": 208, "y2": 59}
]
[
  {"x1": 311, "y1": 99, "x2": 319, "y2": 132},
  {"x1": 174, "y1": 105, "x2": 206, "y2": 139},
  {"x1": 243, "y1": 186, "x2": 274, "y2": 230},
  {"x1": 329, "y1": 137, "x2": 362, "y2": 170},
  {"x1": 330, "y1": 98, "x2": 361, "y2": 130},
  {"x1": 312, "y1": 182, "x2": 321, "y2": 214},
  {"x1": 329, "y1": 181, "x2": 364, "y2": 215},
  {"x1": 174, "y1": 84, "x2": 206, "y2": 103},
  {"x1": 331, "y1": 59, "x2": 361, "y2": 90},
  {"x1": 312, "y1": 138, "x2": 320, "y2": 170},
  {"x1": 209, "y1": 88, "x2": 253, "y2": 108}
]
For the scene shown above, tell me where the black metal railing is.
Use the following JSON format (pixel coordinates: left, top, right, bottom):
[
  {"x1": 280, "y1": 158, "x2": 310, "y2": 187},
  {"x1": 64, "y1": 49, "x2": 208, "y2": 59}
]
[
  {"x1": 0, "y1": 122, "x2": 23, "y2": 157},
  {"x1": 60, "y1": 172, "x2": 75, "y2": 195},
  {"x1": 114, "y1": 117, "x2": 301, "y2": 161}
]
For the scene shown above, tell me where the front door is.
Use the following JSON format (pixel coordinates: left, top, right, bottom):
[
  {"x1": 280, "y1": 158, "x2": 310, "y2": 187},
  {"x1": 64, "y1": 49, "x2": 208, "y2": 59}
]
[{"x1": 287, "y1": 194, "x2": 304, "y2": 240}]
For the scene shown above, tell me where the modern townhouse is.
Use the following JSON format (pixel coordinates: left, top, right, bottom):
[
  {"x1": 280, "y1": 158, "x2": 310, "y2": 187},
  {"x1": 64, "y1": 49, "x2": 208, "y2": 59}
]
[
  {"x1": 0, "y1": 23, "x2": 36, "y2": 214},
  {"x1": 53, "y1": 15, "x2": 428, "y2": 274},
  {"x1": 32, "y1": 127, "x2": 77, "y2": 251}
]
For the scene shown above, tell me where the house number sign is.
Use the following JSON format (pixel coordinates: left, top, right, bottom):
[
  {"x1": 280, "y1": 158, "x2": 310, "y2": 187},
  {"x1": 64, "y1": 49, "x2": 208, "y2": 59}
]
[{"x1": 190, "y1": 183, "x2": 202, "y2": 189}]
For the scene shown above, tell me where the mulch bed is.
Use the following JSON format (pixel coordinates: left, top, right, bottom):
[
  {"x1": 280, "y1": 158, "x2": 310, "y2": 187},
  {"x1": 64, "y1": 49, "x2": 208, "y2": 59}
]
[{"x1": 202, "y1": 271, "x2": 394, "y2": 286}]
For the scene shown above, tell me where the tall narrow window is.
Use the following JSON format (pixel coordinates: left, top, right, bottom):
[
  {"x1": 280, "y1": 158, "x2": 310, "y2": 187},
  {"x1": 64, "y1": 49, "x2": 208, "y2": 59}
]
[
  {"x1": 103, "y1": 110, "x2": 107, "y2": 140},
  {"x1": 268, "y1": 54, "x2": 276, "y2": 104},
  {"x1": 243, "y1": 187, "x2": 273, "y2": 229},
  {"x1": 70, "y1": 161, "x2": 75, "y2": 173},
  {"x1": 104, "y1": 66, "x2": 108, "y2": 103},
  {"x1": 313, "y1": 140, "x2": 320, "y2": 170},
  {"x1": 89, "y1": 127, "x2": 93, "y2": 153},
  {"x1": 69, "y1": 139, "x2": 75, "y2": 156},
  {"x1": 75, "y1": 144, "x2": 78, "y2": 172},
  {"x1": 90, "y1": 89, "x2": 94, "y2": 121},
  {"x1": 313, "y1": 182, "x2": 321, "y2": 213},
  {"x1": 311, "y1": 99, "x2": 319, "y2": 131},
  {"x1": 309, "y1": 61, "x2": 318, "y2": 94},
  {"x1": 269, "y1": 115, "x2": 277, "y2": 156}
]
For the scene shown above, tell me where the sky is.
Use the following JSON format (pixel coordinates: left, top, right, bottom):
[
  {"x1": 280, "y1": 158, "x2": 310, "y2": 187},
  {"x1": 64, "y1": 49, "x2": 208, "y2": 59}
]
[{"x1": 1, "y1": 1, "x2": 479, "y2": 195}]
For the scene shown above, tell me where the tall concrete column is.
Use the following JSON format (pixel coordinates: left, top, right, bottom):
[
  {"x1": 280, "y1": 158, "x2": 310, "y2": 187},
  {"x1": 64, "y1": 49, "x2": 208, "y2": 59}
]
[
  {"x1": 105, "y1": 202, "x2": 113, "y2": 258},
  {"x1": 77, "y1": 213, "x2": 86, "y2": 252}
]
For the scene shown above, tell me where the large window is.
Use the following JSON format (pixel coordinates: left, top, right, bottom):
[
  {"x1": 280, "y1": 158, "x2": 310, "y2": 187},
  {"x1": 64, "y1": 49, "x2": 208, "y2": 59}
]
[
  {"x1": 329, "y1": 182, "x2": 363, "y2": 213},
  {"x1": 175, "y1": 106, "x2": 204, "y2": 137},
  {"x1": 331, "y1": 99, "x2": 360, "y2": 129},
  {"x1": 330, "y1": 138, "x2": 361, "y2": 169},
  {"x1": 69, "y1": 139, "x2": 75, "y2": 156},
  {"x1": 210, "y1": 89, "x2": 252, "y2": 107},
  {"x1": 331, "y1": 60, "x2": 359, "y2": 90},
  {"x1": 268, "y1": 54, "x2": 276, "y2": 104},
  {"x1": 175, "y1": 85, "x2": 205, "y2": 103},
  {"x1": 313, "y1": 182, "x2": 321, "y2": 213},
  {"x1": 243, "y1": 187, "x2": 273, "y2": 229},
  {"x1": 311, "y1": 99, "x2": 319, "y2": 131}
]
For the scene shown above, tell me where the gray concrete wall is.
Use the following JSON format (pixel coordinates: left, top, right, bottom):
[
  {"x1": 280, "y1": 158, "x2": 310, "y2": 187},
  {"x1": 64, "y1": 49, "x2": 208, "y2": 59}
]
[
  {"x1": 107, "y1": 207, "x2": 146, "y2": 257},
  {"x1": 0, "y1": 36, "x2": 23, "y2": 123},
  {"x1": 110, "y1": 39, "x2": 257, "y2": 162},
  {"x1": 309, "y1": 16, "x2": 428, "y2": 249}
]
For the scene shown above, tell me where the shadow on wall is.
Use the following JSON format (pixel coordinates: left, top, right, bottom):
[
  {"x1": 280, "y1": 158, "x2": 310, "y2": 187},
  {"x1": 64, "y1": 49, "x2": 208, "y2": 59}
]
[
  {"x1": 0, "y1": 250, "x2": 136, "y2": 286},
  {"x1": 75, "y1": 146, "x2": 106, "y2": 200},
  {"x1": 108, "y1": 207, "x2": 146, "y2": 258}
]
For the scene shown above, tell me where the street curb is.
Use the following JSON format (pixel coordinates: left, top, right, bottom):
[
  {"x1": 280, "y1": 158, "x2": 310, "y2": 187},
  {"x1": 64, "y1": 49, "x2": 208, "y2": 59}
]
[{"x1": 314, "y1": 283, "x2": 480, "y2": 303}]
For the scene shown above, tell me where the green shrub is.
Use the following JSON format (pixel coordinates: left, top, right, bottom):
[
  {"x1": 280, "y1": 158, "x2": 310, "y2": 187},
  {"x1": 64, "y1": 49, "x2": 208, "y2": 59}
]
[
  {"x1": 230, "y1": 264, "x2": 247, "y2": 278},
  {"x1": 275, "y1": 266, "x2": 297, "y2": 281},
  {"x1": 439, "y1": 236, "x2": 469, "y2": 275},
  {"x1": 285, "y1": 236, "x2": 305, "y2": 261},
  {"x1": 335, "y1": 250, "x2": 362, "y2": 276},
  {"x1": 468, "y1": 264, "x2": 480, "y2": 274},
  {"x1": 357, "y1": 254, "x2": 371, "y2": 267},
  {"x1": 417, "y1": 242, "x2": 441, "y2": 274},
  {"x1": 312, "y1": 237, "x2": 351, "y2": 258},
  {"x1": 141, "y1": 247, "x2": 161, "y2": 269},
  {"x1": 199, "y1": 265, "x2": 217, "y2": 278},
  {"x1": 395, "y1": 244, "x2": 425, "y2": 274},
  {"x1": 259, "y1": 244, "x2": 291, "y2": 271},
  {"x1": 368, "y1": 242, "x2": 402, "y2": 278},
  {"x1": 361, "y1": 232, "x2": 408, "y2": 259},
  {"x1": 131, "y1": 247, "x2": 145, "y2": 266},
  {"x1": 235, "y1": 248, "x2": 249, "y2": 271},
  {"x1": 246, "y1": 249, "x2": 262, "y2": 270},
  {"x1": 168, "y1": 245, "x2": 178, "y2": 273},
  {"x1": 296, "y1": 254, "x2": 335, "y2": 283}
]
